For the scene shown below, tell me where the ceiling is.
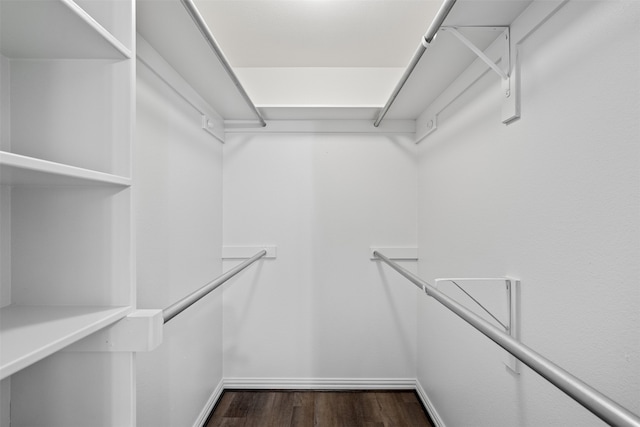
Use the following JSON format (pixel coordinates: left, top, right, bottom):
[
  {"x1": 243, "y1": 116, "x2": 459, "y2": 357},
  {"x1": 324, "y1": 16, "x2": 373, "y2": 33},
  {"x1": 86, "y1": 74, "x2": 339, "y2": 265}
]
[{"x1": 193, "y1": 0, "x2": 444, "y2": 68}]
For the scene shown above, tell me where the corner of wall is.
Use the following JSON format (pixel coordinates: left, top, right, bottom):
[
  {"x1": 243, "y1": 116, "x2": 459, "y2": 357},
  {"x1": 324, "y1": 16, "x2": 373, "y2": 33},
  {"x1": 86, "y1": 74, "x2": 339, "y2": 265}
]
[
  {"x1": 415, "y1": 379, "x2": 446, "y2": 427},
  {"x1": 193, "y1": 378, "x2": 225, "y2": 427}
]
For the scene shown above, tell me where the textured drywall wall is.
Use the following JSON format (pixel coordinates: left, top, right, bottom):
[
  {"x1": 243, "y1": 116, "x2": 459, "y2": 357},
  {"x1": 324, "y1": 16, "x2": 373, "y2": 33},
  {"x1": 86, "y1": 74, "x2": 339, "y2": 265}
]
[
  {"x1": 416, "y1": 1, "x2": 640, "y2": 426},
  {"x1": 222, "y1": 133, "x2": 419, "y2": 383},
  {"x1": 135, "y1": 61, "x2": 224, "y2": 427}
]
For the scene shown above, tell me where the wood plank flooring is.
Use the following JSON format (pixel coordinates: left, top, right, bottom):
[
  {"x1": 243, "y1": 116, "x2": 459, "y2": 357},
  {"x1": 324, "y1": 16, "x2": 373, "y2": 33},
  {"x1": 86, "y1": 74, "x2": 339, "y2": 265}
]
[{"x1": 205, "y1": 390, "x2": 435, "y2": 427}]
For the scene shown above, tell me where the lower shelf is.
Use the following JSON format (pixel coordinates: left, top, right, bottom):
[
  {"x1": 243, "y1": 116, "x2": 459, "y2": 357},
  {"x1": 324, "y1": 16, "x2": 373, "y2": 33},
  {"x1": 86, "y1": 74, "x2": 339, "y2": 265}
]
[{"x1": 0, "y1": 305, "x2": 131, "y2": 379}]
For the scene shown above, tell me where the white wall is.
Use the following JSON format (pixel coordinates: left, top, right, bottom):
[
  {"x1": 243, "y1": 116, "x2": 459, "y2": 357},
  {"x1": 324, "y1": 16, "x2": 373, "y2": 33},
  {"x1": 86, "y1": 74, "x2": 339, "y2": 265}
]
[
  {"x1": 222, "y1": 132, "x2": 419, "y2": 384},
  {"x1": 135, "y1": 61, "x2": 224, "y2": 426},
  {"x1": 0, "y1": 55, "x2": 10, "y2": 309},
  {"x1": 416, "y1": 1, "x2": 640, "y2": 426}
]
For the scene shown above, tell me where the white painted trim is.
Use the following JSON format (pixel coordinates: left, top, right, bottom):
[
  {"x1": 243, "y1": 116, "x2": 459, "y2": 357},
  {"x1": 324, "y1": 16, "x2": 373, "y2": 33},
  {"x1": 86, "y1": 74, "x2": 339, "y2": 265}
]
[
  {"x1": 415, "y1": 380, "x2": 446, "y2": 427},
  {"x1": 223, "y1": 377, "x2": 417, "y2": 390},
  {"x1": 224, "y1": 119, "x2": 415, "y2": 135},
  {"x1": 194, "y1": 379, "x2": 225, "y2": 427}
]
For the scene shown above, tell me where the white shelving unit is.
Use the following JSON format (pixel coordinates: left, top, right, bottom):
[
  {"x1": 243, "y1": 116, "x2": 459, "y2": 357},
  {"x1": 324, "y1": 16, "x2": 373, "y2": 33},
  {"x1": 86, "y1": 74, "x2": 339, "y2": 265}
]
[{"x1": 0, "y1": 0, "x2": 135, "y2": 425}]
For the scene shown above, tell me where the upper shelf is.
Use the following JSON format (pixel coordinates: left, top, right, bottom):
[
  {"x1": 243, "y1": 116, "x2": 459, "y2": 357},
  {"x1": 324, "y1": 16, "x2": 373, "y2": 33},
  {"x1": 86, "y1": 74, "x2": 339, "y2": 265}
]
[
  {"x1": 383, "y1": 0, "x2": 533, "y2": 120},
  {"x1": 137, "y1": 0, "x2": 259, "y2": 122},
  {"x1": 0, "y1": 0, "x2": 131, "y2": 59}
]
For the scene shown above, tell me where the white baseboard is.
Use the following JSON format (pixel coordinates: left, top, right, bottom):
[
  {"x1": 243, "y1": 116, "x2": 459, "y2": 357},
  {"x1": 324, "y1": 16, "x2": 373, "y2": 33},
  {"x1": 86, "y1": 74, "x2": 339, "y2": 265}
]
[
  {"x1": 194, "y1": 379, "x2": 225, "y2": 427},
  {"x1": 415, "y1": 379, "x2": 446, "y2": 427},
  {"x1": 223, "y1": 377, "x2": 417, "y2": 390}
]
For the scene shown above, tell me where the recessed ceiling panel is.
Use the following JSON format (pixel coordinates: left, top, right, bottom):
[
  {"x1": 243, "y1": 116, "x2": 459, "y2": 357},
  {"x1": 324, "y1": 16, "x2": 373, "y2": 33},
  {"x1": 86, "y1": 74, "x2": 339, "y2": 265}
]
[{"x1": 194, "y1": 0, "x2": 444, "y2": 68}]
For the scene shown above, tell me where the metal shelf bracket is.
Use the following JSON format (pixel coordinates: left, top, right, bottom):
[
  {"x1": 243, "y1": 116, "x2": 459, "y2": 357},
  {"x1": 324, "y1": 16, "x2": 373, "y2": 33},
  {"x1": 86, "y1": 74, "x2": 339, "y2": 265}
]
[
  {"x1": 435, "y1": 277, "x2": 521, "y2": 373},
  {"x1": 441, "y1": 27, "x2": 510, "y2": 80},
  {"x1": 440, "y1": 26, "x2": 519, "y2": 124}
]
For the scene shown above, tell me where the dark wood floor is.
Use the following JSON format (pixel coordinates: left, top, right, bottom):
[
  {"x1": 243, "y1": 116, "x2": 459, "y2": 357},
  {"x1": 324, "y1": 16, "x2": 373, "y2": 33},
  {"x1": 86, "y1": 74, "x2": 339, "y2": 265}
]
[{"x1": 205, "y1": 390, "x2": 435, "y2": 427}]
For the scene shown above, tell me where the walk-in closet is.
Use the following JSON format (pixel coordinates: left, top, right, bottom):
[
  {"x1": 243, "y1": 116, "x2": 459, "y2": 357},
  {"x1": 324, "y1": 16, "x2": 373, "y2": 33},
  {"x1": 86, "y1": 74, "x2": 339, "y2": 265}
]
[{"x1": 1, "y1": 0, "x2": 638, "y2": 426}]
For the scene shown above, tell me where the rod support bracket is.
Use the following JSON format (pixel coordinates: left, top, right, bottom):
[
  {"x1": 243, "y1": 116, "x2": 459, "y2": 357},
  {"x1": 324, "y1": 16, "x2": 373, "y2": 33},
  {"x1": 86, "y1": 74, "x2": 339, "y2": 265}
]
[
  {"x1": 435, "y1": 277, "x2": 521, "y2": 373},
  {"x1": 64, "y1": 310, "x2": 164, "y2": 353},
  {"x1": 223, "y1": 246, "x2": 277, "y2": 259},
  {"x1": 370, "y1": 247, "x2": 418, "y2": 260}
]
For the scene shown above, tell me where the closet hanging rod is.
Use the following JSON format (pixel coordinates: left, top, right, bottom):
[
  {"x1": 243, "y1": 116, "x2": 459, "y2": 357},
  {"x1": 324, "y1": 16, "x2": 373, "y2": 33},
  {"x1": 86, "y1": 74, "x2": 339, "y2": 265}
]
[
  {"x1": 372, "y1": 251, "x2": 640, "y2": 427},
  {"x1": 163, "y1": 250, "x2": 267, "y2": 323},
  {"x1": 373, "y1": 0, "x2": 457, "y2": 127},
  {"x1": 180, "y1": 0, "x2": 267, "y2": 128}
]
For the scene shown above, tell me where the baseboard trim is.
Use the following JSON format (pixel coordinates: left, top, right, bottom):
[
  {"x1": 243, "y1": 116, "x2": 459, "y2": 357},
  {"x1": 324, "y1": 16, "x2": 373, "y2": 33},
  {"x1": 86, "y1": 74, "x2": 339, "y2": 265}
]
[
  {"x1": 415, "y1": 379, "x2": 446, "y2": 427},
  {"x1": 195, "y1": 379, "x2": 225, "y2": 427},
  {"x1": 196, "y1": 377, "x2": 442, "y2": 426},
  {"x1": 223, "y1": 377, "x2": 417, "y2": 390}
]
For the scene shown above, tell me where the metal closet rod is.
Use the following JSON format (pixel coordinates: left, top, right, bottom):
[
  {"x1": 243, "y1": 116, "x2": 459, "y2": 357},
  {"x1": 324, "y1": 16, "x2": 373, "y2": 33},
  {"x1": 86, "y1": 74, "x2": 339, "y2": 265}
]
[
  {"x1": 180, "y1": 0, "x2": 267, "y2": 128},
  {"x1": 374, "y1": 0, "x2": 458, "y2": 127},
  {"x1": 163, "y1": 250, "x2": 267, "y2": 323},
  {"x1": 373, "y1": 251, "x2": 640, "y2": 427}
]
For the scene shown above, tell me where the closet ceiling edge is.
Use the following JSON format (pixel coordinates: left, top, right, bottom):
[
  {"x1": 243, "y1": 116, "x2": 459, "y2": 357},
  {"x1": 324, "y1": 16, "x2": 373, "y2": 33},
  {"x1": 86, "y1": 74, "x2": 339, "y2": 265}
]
[{"x1": 223, "y1": 119, "x2": 416, "y2": 135}]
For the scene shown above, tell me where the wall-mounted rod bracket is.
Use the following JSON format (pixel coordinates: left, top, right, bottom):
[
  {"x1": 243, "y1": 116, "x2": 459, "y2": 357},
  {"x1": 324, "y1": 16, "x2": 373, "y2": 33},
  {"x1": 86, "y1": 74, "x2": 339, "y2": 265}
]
[
  {"x1": 435, "y1": 277, "x2": 520, "y2": 373},
  {"x1": 202, "y1": 115, "x2": 224, "y2": 142},
  {"x1": 64, "y1": 310, "x2": 164, "y2": 353},
  {"x1": 223, "y1": 246, "x2": 277, "y2": 259},
  {"x1": 369, "y1": 247, "x2": 418, "y2": 260},
  {"x1": 163, "y1": 250, "x2": 267, "y2": 323}
]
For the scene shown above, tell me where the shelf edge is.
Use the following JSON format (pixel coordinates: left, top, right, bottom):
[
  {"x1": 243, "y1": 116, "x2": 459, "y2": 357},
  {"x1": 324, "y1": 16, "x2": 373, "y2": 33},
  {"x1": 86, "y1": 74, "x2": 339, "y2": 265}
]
[
  {"x1": 0, "y1": 151, "x2": 132, "y2": 187},
  {"x1": 62, "y1": 0, "x2": 133, "y2": 59},
  {"x1": 0, "y1": 305, "x2": 131, "y2": 380}
]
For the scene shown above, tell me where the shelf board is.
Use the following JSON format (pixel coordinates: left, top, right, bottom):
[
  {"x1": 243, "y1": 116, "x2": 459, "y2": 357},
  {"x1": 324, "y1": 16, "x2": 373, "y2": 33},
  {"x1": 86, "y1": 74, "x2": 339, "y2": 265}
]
[
  {"x1": 0, "y1": 305, "x2": 131, "y2": 379},
  {"x1": 137, "y1": 0, "x2": 257, "y2": 121},
  {"x1": 0, "y1": 0, "x2": 131, "y2": 59},
  {"x1": 0, "y1": 152, "x2": 131, "y2": 187},
  {"x1": 382, "y1": 0, "x2": 534, "y2": 120}
]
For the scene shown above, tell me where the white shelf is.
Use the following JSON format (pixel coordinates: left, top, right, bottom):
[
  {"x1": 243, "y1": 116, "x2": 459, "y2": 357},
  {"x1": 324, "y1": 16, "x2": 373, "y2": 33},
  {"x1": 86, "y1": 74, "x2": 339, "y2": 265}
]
[
  {"x1": 384, "y1": 0, "x2": 533, "y2": 120},
  {"x1": 0, "y1": 305, "x2": 131, "y2": 379},
  {"x1": 137, "y1": 0, "x2": 257, "y2": 120},
  {"x1": 0, "y1": 152, "x2": 131, "y2": 187},
  {"x1": 0, "y1": 0, "x2": 131, "y2": 59}
]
